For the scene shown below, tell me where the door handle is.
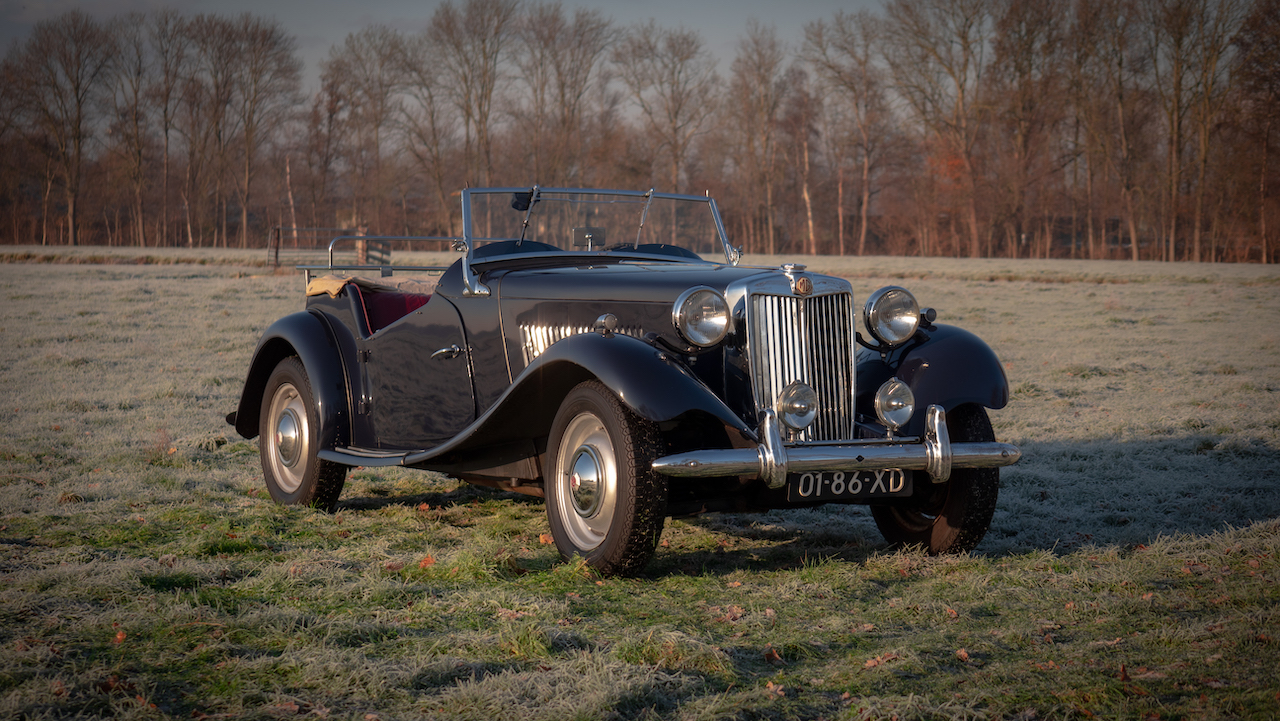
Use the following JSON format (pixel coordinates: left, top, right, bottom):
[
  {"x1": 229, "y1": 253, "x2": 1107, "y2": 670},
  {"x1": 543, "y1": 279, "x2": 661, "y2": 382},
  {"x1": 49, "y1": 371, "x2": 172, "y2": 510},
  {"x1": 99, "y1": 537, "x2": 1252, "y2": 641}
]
[{"x1": 431, "y1": 344, "x2": 463, "y2": 360}]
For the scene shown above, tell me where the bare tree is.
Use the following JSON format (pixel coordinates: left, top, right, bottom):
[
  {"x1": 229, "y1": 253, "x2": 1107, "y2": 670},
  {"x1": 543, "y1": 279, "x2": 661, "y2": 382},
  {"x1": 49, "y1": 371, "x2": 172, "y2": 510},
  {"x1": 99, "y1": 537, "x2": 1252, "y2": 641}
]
[
  {"x1": 231, "y1": 14, "x2": 301, "y2": 247},
  {"x1": 179, "y1": 14, "x2": 239, "y2": 247},
  {"x1": 398, "y1": 31, "x2": 460, "y2": 233},
  {"x1": 1144, "y1": 0, "x2": 1199, "y2": 260},
  {"x1": 805, "y1": 10, "x2": 895, "y2": 256},
  {"x1": 299, "y1": 80, "x2": 347, "y2": 231},
  {"x1": 7, "y1": 10, "x2": 115, "y2": 246},
  {"x1": 612, "y1": 21, "x2": 719, "y2": 194},
  {"x1": 731, "y1": 19, "x2": 786, "y2": 254},
  {"x1": 513, "y1": 3, "x2": 614, "y2": 184},
  {"x1": 322, "y1": 26, "x2": 400, "y2": 232},
  {"x1": 988, "y1": 0, "x2": 1067, "y2": 259},
  {"x1": 1185, "y1": 0, "x2": 1248, "y2": 262},
  {"x1": 1094, "y1": 0, "x2": 1152, "y2": 261},
  {"x1": 429, "y1": 0, "x2": 521, "y2": 186},
  {"x1": 881, "y1": 0, "x2": 994, "y2": 258},
  {"x1": 780, "y1": 68, "x2": 821, "y2": 255},
  {"x1": 106, "y1": 13, "x2": 152, "y2": 247},
  {"x1": 1233, "y1": 0, "x2": 1280, "y2": 263},
  {"x1": 148, "y1": 9, "x2": 189, "y2": 247}
]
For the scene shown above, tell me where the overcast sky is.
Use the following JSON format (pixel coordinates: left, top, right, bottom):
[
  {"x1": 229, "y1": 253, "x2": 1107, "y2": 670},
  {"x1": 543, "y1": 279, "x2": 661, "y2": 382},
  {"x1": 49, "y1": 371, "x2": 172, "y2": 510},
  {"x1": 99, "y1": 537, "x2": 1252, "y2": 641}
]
[{"x1": 2, "y1": 0, "x2": 881, "y2": 94}]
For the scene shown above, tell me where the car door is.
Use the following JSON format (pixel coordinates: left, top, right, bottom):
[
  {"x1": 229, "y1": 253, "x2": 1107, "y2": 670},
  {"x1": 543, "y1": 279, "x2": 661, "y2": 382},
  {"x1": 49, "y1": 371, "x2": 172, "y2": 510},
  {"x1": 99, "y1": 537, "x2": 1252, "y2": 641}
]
[{"x1": 362, "y1": 296, "x2": 475, "y2": 449}]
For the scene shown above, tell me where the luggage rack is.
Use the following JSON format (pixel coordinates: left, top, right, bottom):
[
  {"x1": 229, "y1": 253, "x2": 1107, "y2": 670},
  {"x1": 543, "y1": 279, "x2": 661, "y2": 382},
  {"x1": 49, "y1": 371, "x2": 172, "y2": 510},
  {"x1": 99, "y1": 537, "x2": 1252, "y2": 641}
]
[{"x1": 295, "y1": 235, "x2": 461, "y2": 283}]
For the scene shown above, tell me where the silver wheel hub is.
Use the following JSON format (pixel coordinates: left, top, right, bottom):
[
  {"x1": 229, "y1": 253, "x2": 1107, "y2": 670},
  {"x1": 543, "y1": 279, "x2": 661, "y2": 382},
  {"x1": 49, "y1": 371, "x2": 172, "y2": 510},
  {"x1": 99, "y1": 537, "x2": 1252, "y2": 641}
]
[
  {"x1": 554, "y1": 412, "x2": 618, "y2": 551},
  {"x1": 569, "y1": 446, "x2": 604, "y2": 518},
  {"x1": 265, "y1": 381, "x2": 310, "y2": 495},
  {"x1": 275, "y1": 409, "x2": 302, "y2": 467}
]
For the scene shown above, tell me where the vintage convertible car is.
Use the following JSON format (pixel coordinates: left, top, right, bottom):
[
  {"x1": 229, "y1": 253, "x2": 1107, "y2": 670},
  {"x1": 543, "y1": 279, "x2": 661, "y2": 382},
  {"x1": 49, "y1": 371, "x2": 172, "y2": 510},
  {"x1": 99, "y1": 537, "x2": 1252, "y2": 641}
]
[{"x1": 228, "y1": 187, "x2": 1020, "y2": 575}]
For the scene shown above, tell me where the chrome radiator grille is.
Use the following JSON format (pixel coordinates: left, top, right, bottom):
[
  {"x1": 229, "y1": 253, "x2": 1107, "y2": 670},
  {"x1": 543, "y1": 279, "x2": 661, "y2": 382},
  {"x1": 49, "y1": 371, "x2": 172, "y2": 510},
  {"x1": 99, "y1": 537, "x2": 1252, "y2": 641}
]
[{"x1": 748, "y1": 292, "x2": 856, "y2": 442}]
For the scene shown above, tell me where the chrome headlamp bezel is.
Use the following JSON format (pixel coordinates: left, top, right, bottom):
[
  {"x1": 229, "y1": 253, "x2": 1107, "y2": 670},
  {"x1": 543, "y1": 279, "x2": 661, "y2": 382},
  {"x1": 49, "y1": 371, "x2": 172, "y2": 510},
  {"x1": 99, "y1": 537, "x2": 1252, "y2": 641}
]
[
  {"x1": 863, "y1": 286, "x2": 921, "y2": 347},
  {"x1": 672, "y1": 286, "x2": 730, "y2": 347}
]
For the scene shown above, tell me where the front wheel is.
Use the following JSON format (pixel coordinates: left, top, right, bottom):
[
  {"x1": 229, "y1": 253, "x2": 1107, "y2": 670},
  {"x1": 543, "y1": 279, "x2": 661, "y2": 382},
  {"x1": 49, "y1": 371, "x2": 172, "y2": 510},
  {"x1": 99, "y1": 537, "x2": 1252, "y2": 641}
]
[
  {"x1": 545, "y1": 381, "x2": 667, "y2": 576},
  {"x1": 259, "y1": 356, "x2": 347, "y2": 511},
  {"x1": 871, "y1": 404, "x2": 998, "y2": 554}
]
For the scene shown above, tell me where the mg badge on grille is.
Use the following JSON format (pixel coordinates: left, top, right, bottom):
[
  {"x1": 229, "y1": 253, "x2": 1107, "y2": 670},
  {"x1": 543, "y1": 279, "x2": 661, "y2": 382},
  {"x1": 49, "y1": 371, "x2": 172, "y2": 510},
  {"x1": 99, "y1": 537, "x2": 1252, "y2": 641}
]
[{"x1": 794, "y1": 276, "x2": 813, "y2": 296}]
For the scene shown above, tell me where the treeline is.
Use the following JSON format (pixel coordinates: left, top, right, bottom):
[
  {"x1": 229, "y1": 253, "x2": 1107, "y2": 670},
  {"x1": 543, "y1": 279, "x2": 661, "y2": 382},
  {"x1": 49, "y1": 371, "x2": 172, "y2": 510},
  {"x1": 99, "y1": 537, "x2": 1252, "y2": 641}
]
[{"x1": 2, "y1": 0, "x2": 1278, "y2": 262}]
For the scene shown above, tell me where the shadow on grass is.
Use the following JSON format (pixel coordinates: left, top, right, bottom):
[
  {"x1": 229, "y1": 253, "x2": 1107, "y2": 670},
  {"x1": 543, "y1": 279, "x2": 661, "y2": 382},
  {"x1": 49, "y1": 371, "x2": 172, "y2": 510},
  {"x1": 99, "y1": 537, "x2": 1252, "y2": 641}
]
[
  {"x1": 335, "y1": 483, "x2": 541, "y2": 513},
  {"x1": 328, "y1": 434, "x2": 1280, "y2": 574}
]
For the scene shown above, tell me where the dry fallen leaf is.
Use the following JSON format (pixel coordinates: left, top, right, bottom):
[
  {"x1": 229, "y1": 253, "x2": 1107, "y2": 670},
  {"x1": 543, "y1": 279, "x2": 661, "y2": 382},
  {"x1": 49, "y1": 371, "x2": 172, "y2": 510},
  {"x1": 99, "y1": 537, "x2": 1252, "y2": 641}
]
[
  {"x1": 946, "y1": 607, "x2": 959, "y2": 619},
  {"x1": 956, "y1": 648, "x2": 970, "y2": 662},
  {"x1": 418, "y1": 555, "x2": 436, "y2": 569},
  {"x1": 539, "y1": 534, "x2": 555, "y2": 545},
  {"x1": 864, "y1": 652, "x2": 900, "y2": 669},
  {"x1": 383, "y1": 561, "x2": 404, "y2": 571},
  {"x1": 763, "y1": 645, "x2": 784, "y2": 665},
  {"x1": 113, "y1": 631, "x2": 126, "y2": 644}
]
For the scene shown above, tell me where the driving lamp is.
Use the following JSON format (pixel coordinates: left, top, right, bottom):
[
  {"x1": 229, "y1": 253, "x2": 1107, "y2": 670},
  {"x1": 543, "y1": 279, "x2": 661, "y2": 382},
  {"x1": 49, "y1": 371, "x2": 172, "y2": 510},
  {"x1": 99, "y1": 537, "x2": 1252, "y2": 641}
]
[
  {"x1": 874, "y1": 378, "x2": 915, "y2": 431},
  {"x1": 776, "y1": 382, "x2": 819, "y2": 431},
  {"x1": 672, "y1": 286, "x2": 730, "y2": 347},
  {"x1": 863, "y1": 286, "x2": 921, "y2": 347}
]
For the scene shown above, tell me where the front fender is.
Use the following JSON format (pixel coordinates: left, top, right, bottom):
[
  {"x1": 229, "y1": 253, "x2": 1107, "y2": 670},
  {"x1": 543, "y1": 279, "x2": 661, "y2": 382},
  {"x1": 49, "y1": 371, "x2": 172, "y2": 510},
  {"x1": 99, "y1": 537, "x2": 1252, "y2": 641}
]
[
  {"x1": 230, "y1": 310, "x2": 351, "y2": 450},
  {"x1": 857, "y1": 324, "x2": 1009, "y2": 438},
  {"x1": 404, "y1": 331, "x2": 752, "y2": 471}
]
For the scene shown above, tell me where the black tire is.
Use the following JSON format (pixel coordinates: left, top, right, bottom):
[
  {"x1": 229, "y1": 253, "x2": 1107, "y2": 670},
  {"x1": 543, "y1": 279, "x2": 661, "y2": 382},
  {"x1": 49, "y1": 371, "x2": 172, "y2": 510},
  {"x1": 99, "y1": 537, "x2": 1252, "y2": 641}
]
[
  {"x1": 871, "y1": 404, "x2": 998, "y2": 554},
  {"x1": 545, "y1": 380, "x2": 667, "y2": 576},
  {"x1": 259, "y1": 356, "x2": 347, "y2": 511}
]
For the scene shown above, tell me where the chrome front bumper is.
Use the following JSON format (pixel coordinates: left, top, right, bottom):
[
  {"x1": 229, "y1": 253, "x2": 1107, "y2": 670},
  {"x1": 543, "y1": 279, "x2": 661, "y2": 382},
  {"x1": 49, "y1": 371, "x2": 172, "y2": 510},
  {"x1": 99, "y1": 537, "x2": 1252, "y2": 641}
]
[{"x1": 650, "y1": 405, "x2": 1021, "y2": 489}]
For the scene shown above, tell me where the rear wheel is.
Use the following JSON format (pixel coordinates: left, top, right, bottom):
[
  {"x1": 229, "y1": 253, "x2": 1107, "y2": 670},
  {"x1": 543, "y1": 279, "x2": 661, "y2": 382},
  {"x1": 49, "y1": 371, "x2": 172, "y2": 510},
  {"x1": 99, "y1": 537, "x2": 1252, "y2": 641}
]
[
  {"x1": 871, "y1": 404, "x2": 998, "y2": 554},
  {"x1": 259, "y1": 356, "x2": 347, "y2": 511},
  {"x1": 546, "y1": 381, "x2": 667, "y2": 576}
]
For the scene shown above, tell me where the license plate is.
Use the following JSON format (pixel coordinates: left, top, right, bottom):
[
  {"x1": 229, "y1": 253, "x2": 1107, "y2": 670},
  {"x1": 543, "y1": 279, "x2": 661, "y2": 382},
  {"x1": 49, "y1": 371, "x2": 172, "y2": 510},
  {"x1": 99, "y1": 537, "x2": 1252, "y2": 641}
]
[{"x1": 786, "y1": 469, "x2": 913, "y2": 502}]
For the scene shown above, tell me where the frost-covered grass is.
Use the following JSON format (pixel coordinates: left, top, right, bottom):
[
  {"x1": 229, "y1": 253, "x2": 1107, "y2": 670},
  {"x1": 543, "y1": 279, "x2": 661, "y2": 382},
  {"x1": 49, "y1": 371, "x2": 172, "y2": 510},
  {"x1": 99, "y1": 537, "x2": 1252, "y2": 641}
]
[{"x1": 1, "y1": 250, "x2": 1278, "y2": 719}]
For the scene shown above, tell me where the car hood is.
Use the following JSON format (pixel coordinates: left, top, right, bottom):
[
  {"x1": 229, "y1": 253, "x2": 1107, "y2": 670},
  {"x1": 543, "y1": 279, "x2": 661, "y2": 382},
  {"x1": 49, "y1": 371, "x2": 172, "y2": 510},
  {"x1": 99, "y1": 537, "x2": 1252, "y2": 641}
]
[{"x1": 495, "y1": 260, "x2": 779, "y2": 302}]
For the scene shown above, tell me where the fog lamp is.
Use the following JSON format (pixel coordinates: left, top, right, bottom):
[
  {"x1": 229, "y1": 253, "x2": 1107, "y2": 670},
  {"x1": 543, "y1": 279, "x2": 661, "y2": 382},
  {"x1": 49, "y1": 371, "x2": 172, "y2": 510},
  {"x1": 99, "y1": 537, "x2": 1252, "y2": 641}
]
[
  {"x1": 874, "y1": 378, "x2": 915, "y2": 431},
  {"x1": 776, "y1": 382, "x2": 819, "y2": 431}
]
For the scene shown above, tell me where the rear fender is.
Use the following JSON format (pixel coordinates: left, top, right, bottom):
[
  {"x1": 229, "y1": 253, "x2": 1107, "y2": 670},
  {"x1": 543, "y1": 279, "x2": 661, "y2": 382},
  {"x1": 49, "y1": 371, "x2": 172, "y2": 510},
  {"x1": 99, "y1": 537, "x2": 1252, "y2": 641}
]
[
  {"x1": 231, "y1": 310, "x2": 351, "y2": 449},
  {"x1": 857, "y1": 324, "x2": 1009, "y2": 438}
]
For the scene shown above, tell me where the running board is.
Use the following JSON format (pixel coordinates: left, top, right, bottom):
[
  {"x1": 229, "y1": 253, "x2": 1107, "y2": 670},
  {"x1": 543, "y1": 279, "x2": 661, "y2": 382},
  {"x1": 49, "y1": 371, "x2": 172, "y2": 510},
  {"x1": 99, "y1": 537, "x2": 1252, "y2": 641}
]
[{"x1": 319, "y1": 447, "x2": 410, "y2": 467}]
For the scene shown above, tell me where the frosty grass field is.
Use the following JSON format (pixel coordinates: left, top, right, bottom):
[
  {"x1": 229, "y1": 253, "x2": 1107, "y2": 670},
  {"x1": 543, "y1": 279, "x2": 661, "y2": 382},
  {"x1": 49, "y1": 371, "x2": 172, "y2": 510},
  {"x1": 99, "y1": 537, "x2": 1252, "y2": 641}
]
[{"x1": 1, "y1": 247, "x2": 1278, "y2": 719}]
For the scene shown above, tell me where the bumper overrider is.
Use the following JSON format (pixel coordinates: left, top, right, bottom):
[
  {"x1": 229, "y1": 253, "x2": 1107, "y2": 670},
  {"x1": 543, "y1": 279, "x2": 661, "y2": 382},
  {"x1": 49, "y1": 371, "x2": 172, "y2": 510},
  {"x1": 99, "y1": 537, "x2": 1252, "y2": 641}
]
[{"x1": 651, "y1": 405, "x2": 1021, "y2": 489}]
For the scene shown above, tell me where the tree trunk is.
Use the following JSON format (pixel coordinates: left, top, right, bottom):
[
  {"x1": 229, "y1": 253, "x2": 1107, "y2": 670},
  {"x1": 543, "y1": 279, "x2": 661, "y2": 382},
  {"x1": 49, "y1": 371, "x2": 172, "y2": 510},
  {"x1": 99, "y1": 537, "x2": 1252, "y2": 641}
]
[
  {"x1": 859, "y1": 153, "x2": 871, "y2": 256},
  {"x1": 801, "y1": 134, "x2": 815, "y2": 255},
  {"x1": 836, "y1": 163, "x2": 845, "y2": 256},
  {"x1": 286, "y1": 156, "x2": 299, "y2": 245},
  {"x1": 1262, "y1": 115, "x2": 1271, "y2": 264}
]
